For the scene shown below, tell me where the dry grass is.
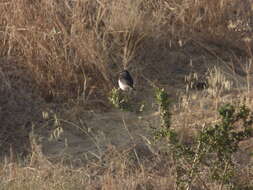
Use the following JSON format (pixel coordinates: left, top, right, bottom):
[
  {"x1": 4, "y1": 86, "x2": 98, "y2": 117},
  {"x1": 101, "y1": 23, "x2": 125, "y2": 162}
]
[
  {"x1": 0, "y1": 0, "x2": 251, "y2": 101},
  {"x1": 0, "y1": 139, "x2": 175, "y2": 190},
  {"x1": 1, "y1": 87, "x2": 253, "y2": 190},
  {"x1": 1, "y1": 0, "x2": 253, "y2": 189}
]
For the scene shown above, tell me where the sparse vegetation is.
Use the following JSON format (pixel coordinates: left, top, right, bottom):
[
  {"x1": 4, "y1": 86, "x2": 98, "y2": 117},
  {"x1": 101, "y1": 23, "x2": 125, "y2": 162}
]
[
  {"x1": 109, "y1": 87, "x2": 132, "y2": 111},
  {"x1": 155, "y1": 88, "x2": 172, "y2": 129},
  {"x1": 155, "y1": 88, "x2": 253, "y2": 189},
  {"x1": 1, "y1": 0, "x2": 253, "y2": 189}
]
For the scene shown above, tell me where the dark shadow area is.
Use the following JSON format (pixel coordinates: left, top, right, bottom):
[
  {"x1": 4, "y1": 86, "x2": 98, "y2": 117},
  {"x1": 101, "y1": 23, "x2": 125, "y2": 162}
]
[{"x1": 0, "y1": 58, "x2": 44, "y2": 158}]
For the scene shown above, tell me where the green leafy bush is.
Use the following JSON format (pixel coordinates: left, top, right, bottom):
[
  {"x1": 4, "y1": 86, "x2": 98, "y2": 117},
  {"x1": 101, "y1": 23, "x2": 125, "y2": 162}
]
[
  {"x1": 108, "y1": 87, "x2": 132, "y2": 111},
  {"x1": 154, "y1": 87, "x2": 253, "y2": 189},
  {"x1": 155, "y1": 88, "x2": 171, "y2": 129}
]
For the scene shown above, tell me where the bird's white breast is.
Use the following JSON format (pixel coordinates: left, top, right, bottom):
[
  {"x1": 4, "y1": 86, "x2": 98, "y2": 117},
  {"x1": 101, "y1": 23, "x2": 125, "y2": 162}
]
[{"x1": 118, "y1": 80, "x2": 131, "y2": 91}]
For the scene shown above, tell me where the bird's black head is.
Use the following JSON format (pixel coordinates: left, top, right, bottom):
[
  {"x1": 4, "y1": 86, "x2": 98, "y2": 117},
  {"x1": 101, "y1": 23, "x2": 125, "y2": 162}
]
[
  {"x1": 119, "y1": 70, "x2": 130, "y2": 77},
  {"x1": 120, "y1": 69, "x2": 129, "y2": 74}
]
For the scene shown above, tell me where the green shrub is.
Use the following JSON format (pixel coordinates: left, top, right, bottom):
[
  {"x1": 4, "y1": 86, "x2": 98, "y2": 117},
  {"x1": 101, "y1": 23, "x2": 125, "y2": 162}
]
[
  {"x1": 155, "y1": 88, "x2": 171, "y2": 129},
  {"x1": 108, "y1": 87, "x2": 132, "y2": 111},
  {"x1": 154, "y1": 88, "x2": 253, "y2": 189}
]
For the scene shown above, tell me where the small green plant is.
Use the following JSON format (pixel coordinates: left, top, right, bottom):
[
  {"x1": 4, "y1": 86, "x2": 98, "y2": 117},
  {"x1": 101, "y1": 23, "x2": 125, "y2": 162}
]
[
  {"x1": 108, "y1": 87, "x2": 132, "y2": 111},
  {"x1": 198, "y1": 104, "x2": 252, "y2": 185},
  {"x1": 154, "y1": 96, "x2": 253, "y2": 189},
  {"x1": 155, "y1": 88, "x2": 171, "y2": 129}
]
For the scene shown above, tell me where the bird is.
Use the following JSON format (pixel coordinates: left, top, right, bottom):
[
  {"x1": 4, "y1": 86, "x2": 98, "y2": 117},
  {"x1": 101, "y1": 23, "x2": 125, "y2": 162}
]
[{"x1": 118, "y1": 70, "x2": 135, "y2": 91}]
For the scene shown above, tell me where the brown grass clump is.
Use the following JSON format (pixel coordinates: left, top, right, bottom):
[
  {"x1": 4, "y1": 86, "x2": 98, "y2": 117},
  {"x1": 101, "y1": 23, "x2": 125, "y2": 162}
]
[
  {"x1": 0, "y1": 141, "x2": 175, "y2": 190},
  {"x1": 0, "y1": 0, "x2": 252, "y2": 102}
]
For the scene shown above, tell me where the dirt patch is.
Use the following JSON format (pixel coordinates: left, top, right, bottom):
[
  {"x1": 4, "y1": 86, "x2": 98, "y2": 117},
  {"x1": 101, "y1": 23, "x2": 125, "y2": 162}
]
[{"x1": 38, "y1": 108, "x2": 159, "y2": 165}]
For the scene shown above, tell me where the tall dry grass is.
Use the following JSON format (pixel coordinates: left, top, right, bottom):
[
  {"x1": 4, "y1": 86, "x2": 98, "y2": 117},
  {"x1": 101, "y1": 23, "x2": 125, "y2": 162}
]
[{"x1": 0, "y1": 0, "x2": 252, "y2": 103}]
